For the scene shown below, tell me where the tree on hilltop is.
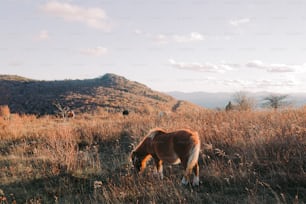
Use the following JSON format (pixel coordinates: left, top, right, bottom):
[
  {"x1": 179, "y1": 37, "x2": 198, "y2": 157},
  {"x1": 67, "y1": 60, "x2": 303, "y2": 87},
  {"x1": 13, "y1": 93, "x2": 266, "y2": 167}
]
[
  {"x1": 232, "y1": 91, "x2": 256, "y2": 111},
  {"x1": 262, "y1": 94, "x2": 290, "y2": 110}
]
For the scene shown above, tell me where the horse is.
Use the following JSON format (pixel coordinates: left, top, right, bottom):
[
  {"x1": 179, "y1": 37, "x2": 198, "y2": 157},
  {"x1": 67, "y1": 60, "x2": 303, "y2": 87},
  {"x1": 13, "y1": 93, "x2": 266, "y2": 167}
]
[
  {"x1": 131, "y1": 128, "x2": 200, "y2": 186},
  {"x1": 67, "y1": 110, "x2": 75, "y2": 118},
  {"x1": 122, "y1": 110, "x2": 129, "y2": 116}
]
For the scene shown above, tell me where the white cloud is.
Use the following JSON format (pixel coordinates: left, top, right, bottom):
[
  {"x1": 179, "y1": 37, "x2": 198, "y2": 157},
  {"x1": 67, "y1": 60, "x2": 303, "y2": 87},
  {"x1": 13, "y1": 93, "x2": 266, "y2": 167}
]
[
  {"x1": 268, "y1": 64, "x2": 297, "y2": 73},
  {"x1": 218, "y1": 79, "x2": 297, "y2": 91},
  {"x1": 254, "y1": 79, "x2": 296, "y2": 88},
  {"x1": 81, "y1": 46, "x2": 108, "y2": 56},
  {"x1": 245, "y1": 60, "x2": 303, "y2": 73},
  {"x1": 169, "y1": 59, "x2": 305, "y2": 74},
  {"x1": 169, "y1": 59, "x2": 232, "y2": 73},
  {"x1": 172, "y1": 32, "x2": 204, "y2": 43},
  {"x1": 38, "y1": 30, "x2": 49, "y2": 40},
  {"x1": 229, "y1": 18, "x2": 250, "y2": 27},
  {"x1": 8, "y1": 60, "x2": 23, "y2": 67},
  {"x1": 155, "y1": 32, "x2": 204, "y2": 44},
  {"x1": 245, "y1": 60, "x2": 265, "y2": 69},
  {"x1": 134, "y1": 29, "x2": 143, "y2": 35},
  {"x1": 155, "y1": 34, "x2": 168, "y2": 44},
  {"x1": 42, "y1": 1, "x2": 111, "y2": 31},
  {"x1": 135, "y1": 30, "x2": 204, "y2": 44}
]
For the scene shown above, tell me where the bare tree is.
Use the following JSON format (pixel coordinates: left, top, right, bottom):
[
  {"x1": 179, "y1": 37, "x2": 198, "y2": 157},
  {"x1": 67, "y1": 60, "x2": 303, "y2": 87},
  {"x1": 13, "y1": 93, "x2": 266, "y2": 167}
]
[
  {"x1": 53, "y1": 101, "x2": 72, "y2": 118},
  {"x1": 262, "y1": 94, "x2": 290, "y2": 110},
  {"x1": 232, "y1": 91, "x2": 255, "y2": 111}
]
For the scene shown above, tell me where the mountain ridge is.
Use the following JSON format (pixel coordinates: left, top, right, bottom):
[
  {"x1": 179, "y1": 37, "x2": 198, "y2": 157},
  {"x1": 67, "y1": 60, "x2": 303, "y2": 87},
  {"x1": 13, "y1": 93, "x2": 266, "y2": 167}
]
[{"x1": 0, "y1": 73, "x2": 203, "y2": 115}]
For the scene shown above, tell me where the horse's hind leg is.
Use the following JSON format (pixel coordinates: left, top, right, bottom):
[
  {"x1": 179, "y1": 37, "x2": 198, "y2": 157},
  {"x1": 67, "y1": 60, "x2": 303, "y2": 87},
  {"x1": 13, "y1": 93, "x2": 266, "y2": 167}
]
[
  {"x1": 181, "y1": 159, "x2": 191, "y2": 185},
  {"x1": 182, "y1": 153, "x2": 200, "y2": 186},
  {"x1": 182, "y1": 168, "x2": 192, "y2": 185},
  {"x1": 182, "y1": 164, "x2": 199, "y2": 186},
  {"x1": 192, "y1": 163, "x2": 199, "y2": 186}
]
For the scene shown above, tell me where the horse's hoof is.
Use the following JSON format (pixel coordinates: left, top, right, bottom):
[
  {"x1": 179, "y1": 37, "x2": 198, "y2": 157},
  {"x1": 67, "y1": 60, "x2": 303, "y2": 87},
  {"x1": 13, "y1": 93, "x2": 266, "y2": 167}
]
[
  {"x1": 192, "y1": 176, "x2": 200, "y2": 186},
  {"x1": 181, "y1": 177, "x2": 189, "y2": 185}
]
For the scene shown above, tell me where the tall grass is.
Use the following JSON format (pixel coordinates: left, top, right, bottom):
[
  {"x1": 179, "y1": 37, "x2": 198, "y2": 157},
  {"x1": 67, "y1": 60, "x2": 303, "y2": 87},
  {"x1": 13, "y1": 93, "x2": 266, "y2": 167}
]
[{"x1": 0, "y1": 109, "x2": 305, "y2": 203}]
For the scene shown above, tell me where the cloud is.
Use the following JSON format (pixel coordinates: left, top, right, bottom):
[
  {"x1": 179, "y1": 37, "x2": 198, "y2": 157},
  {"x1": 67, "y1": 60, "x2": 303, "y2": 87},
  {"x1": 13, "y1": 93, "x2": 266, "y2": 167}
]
[
  {"x1": 134, "y1": 29, "x2": 143, "y2": 35},
  {"x1": 172, "y1": 32, "x2": 204, "y2": 43},
  {"x1": 81, "y1": 46, "x2": 108, "y2": 56},
  {"x1": 254, "y1": 79, "x2": 296, "y2": 88},
  {"x1": 38, "y1": 30, "x2": 49, "y2": 40},
  {"x1": 169, "y1": 59, "x2": 232, "y2": 73},
  {"x1": 245, "y1": 60, "x2": 265, "y2": 69},
  {"x1": 42, "y1": 1, "x2": 111, "y2": 31},
  {"x1": 155, "y1": 34, "x2": 168, "y2": 44},
  {"x1": 229, "y1": 18, "x2": 250, "y2": 27},
  {"x1": 245, "y1": 60, "x2": 303, "y2": 73},
  {"x1": 155, "y1": 32, "x2": 204, "y2": 44},
  {"x1": 135, "y1": 30, "x2": 204, "y2": 44},
  {"x1": 169, "y1": 59, "x2": 305, "y2": 74},
  {"x1": 218, "y1": 79, "x2": 297, "y2": 91},
  {"x1": 8, "y1": 60, "x2": 23, "y2": 67}
]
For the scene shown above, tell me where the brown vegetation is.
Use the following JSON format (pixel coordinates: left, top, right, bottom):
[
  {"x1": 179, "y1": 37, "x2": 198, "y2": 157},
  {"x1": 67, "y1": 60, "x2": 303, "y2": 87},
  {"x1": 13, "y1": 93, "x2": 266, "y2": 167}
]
[
  {"x1": 0, "y1": 73, "x2": 191, "y2": 115},
  {"x1": 0, "y1": 105, "x2": 10, "y2": 120},
  {"x1": 0, "y1": 108, "x2": 305, "y2": 203}
]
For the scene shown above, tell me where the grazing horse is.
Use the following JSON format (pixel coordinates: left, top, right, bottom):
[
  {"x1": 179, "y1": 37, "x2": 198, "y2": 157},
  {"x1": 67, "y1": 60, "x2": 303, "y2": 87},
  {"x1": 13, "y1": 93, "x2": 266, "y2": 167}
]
[
  {"x1": 131, "y1": 128, "x2": 200, "y2": 186},
  {"x1": 67, "y1": 110, "x2": 75, "y2": 118},
  {"x1": 122, "y1": 110, "x2": 129, "y2": 116}
]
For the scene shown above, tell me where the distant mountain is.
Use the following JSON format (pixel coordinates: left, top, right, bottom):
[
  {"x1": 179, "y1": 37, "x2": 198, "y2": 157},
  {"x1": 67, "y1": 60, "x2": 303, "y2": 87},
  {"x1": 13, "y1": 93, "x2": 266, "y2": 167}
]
[
  {"x1": 168, "y1": 91, "x2": 306, "y2": 109},
  {"x1": 168, "y1": 92, "x2": 232, "y2": 109},
  {"x1": 0, "y1": 73, "x2": 202, "y2": 115}
]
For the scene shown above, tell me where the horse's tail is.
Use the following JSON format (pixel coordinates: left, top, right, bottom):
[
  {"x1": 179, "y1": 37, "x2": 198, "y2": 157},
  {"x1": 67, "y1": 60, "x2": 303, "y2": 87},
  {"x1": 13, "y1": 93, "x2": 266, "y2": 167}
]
[{"x1": 187, "y1": 133, "x2": 200, "y2": 170}]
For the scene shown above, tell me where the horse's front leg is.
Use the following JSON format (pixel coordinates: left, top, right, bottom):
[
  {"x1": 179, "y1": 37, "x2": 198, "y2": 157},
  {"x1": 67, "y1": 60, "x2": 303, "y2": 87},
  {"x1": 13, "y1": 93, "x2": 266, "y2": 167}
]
[
  {"x1": 153, "y1": 156, "x2": 164, "y2": 179},
  {"x1": 157, "y1": 160, "x2": 164, "y2": 179}
]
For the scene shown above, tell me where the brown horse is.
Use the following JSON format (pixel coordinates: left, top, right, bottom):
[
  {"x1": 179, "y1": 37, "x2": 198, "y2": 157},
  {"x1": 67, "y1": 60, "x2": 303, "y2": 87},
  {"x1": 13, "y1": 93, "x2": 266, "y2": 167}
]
[
  {"x1": 67, "y1": 110, "x2": 75, "y2": 118},
  {"x1": 131, "y1": 128, "x2": 200, "y2": 186}
]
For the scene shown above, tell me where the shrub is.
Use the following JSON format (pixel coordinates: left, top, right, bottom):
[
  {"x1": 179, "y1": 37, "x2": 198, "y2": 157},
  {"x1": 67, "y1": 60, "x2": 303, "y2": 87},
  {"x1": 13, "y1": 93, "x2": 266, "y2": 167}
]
[{"x1": 0, "y1": 105, "x2": 10, "y2": 120}]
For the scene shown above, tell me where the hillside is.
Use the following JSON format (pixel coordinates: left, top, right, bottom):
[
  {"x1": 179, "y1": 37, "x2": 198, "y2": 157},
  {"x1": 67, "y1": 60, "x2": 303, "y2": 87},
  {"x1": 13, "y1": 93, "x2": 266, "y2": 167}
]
[{"x1": 0, "y1": 73, "x2": 202, "y2": 115}]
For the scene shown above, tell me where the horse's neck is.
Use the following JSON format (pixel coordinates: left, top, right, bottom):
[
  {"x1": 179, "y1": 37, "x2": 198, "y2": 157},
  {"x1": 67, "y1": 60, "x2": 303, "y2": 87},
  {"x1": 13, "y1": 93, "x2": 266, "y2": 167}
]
[
  {"x1": 137, "y1": 137, "x2": 153, "y2": 155},
  {"x1": 145, "y1": 137, "x2": 154, "y2": 154}
]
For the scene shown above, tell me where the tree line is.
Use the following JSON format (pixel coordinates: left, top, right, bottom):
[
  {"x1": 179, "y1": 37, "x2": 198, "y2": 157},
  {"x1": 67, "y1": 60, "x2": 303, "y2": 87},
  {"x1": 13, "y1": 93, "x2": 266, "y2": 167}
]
[{"x1": 225, "y1": 92, "x2": 291, "y2": 111}]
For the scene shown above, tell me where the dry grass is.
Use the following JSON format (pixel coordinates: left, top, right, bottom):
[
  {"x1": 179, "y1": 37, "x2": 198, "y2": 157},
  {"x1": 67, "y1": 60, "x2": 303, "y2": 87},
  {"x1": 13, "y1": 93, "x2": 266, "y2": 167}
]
[
  {"x1": 0, "y1": 109, "x2": 305, "y2": 203},
  {"x1": 0, "y1": 105, "x2": 10, "y2": 118}
]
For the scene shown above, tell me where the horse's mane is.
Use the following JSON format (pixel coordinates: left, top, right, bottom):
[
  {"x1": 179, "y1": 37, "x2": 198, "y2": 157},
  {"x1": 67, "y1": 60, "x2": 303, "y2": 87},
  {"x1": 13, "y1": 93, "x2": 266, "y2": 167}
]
[
  {"x1": 146, "y1": 128, "x2": 167, "y2": 139},
  {"x1": 133, "y1": 128, "x2": 167, "y2": 152}
]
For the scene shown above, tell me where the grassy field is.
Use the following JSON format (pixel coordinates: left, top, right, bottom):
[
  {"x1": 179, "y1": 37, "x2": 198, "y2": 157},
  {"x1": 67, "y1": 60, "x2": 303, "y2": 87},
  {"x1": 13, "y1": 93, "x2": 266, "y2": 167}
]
[{"x1": 0, "y1": 108, "x2": 305, "y2": 203}]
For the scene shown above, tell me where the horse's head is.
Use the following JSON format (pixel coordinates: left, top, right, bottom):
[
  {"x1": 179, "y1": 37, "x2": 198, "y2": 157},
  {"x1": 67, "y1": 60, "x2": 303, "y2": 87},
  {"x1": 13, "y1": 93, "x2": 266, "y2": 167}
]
[{"x1": 131, "y1": 151, "x2": 142, "y2": 172}]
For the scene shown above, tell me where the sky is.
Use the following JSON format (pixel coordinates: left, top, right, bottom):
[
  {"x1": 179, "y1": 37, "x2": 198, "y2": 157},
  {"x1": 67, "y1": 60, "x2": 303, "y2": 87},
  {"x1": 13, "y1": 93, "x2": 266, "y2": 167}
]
[{"x1": 1, "y1": 0, "x2": 306, "y2": 93}]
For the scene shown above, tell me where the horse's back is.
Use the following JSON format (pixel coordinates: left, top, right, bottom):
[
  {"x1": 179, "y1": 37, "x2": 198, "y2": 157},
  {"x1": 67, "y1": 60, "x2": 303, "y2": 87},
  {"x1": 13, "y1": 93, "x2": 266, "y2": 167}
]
[
  {"x1": 172, "y1": 130, "x2": 199, "y2": 159},
  {"x1": 152, "y1": 129, "x2": 199, "y2": 164}
]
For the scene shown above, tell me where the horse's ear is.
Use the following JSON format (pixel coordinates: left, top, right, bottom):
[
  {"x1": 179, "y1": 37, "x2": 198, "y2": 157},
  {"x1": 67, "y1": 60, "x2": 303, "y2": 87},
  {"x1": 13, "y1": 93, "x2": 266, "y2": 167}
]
[
  {"x1": 131, "y1": 151, "x2": 140, "y2": 163},
  {"x1": 130, "y1": 151, "x2": 135, "y2": 162}
]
